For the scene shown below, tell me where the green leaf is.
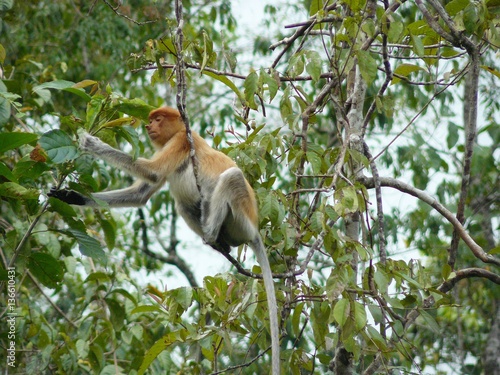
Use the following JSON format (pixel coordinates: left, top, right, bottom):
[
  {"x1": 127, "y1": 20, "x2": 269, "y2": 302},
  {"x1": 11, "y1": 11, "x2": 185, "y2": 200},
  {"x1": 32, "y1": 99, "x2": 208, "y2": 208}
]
[
  {"x1": 0, "y1": 182, "x2": 39, "y2": 200},
  {"x1": 48, "y1": 197, "x2": 77, "y2": 217},
  {"x1": 357, "y1": 50, "x2": 377, "y2": 85},
  {"x1": 243, "y1": 70, "x2": 259, "y2": 109},
  {"x1": 410, "y1": 33, "x2": 425, "y2": 57},
  {"x1": 114, "y1": 98, "x2": 156, "y2": 121},
  {"x1": 32, "y1": 79, "x2": 74, "y2": 92},
  {"x1": 420, "y1": 310, "x2": 441, "y2": 333},
  {"x1": 105, "y1": 298, "x2": 126, "y2": 331},
  {"x1": 305, "y1": 50, "x2": 322, "y2": 82},
  {"x1": 0, "y1": 132, "x2": 38, "y2": 154},
  {"x1": 463, "y1": 2, "x2": 479, "y2": 34},
  {"x1": 39, "y1": 130, "x2": 79, "y2": 163},
  {"x1": 202, "y1": 70, "x2": 244, "y2": 101},
  {"x1": 130, "y1": 305, "x2": 162, "y2": 314},
  {"x1": 138, "y1": 332, "x2": 182, "y2": 375},
  {"x1": 445, "y1": 0, "x2": 469, "y2": 16},
  {"x1": 261, "y1": 69, "x2": 279, "y2": 103},
  {"x1": 63, "y1": 87, "x2": 92, "y2": 103},
  {"x1": 333, "y1": 299, "x2": 349, "y2": 327},
  {"x1": 0, "y1": 0, "x2": 13, "y2": 12},
  {"x1": 447, "y1": 122, "x2": 459, "y2": 148},
  {"x1": 170, "y1": 287, "x2": 193, "y2": 310},
  {"x1": 261, "y1": 193, "x2": 281, "y2": 224},
  {"x1": 86, "y1": 95, "x2": 105, "y2": 131},
  {"x1": 307, "y1": 151, "x2": 323, "y2": 175},
  {"x1": 28, "y1": 252, "x2": 64, "y2": 289},
  {"x1": 353, "y1": 301, "x2": 367, "y2": 331},
  {"x1": 64, "y1": 229, "x2": 107, "y2": 264},
  {"x1": 392, "y1": 63, "x2": 425, "y2": 84},
  {"x1": 0, "y1": 162, "x2": 16, "y2": 182},
  {"x1": 365, "y1": 325, "x2": 388, "y2": 350},
  {"x1": 481, "y1": 65, "x2": 500, "y2": 79}
]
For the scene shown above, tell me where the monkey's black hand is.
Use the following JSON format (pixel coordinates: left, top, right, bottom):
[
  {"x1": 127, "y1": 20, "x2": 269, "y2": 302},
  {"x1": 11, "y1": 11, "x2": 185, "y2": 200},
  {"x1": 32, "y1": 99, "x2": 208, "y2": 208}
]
[{"x1": 48, "y1": 187, "x2": 87, "y2": 206}]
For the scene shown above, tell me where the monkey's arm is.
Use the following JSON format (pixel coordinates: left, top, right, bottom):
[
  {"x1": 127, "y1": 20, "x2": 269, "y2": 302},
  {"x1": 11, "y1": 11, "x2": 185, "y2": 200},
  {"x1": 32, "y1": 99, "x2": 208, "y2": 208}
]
[
  {"x1": 80, "y1": 134, "x2": 160, "y2": 184},
  {"x1": 49, "y1": 181, "x2": 158, "y2": 208}
]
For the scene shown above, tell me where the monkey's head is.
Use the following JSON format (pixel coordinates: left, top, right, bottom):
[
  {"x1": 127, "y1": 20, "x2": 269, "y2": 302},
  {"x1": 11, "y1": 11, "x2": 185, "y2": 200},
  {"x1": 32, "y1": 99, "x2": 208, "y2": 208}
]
[{"x1": 147, "y1": 107, "x2": 185, "y2": 148}]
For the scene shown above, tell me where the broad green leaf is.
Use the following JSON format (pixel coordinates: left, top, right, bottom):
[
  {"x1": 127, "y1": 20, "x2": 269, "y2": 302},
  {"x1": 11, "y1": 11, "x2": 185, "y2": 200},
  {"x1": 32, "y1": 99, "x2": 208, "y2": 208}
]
[
  {"x1": 368, "y1": 304, "x2": 384, "y2": 325},
  {"x1": 97, "y1": 215, "x2": 116, "y2": 250},
  {"x1": 463, "y1": 2, "x2": 480, "y2": 34},
  {"x1": 357, "y1": 50, "x2": 377, "y2": 85},
  {"x1": 0, "y1": 162, "x2": 16, "y2": 181},
  {"x1": 365, "y1": 325, "x2": 388, "y2": 350},
  {"x1": 0, "y1": 182, "x2": 39, "y2": 200},
  {"x1": 288, "y1": 52, "x2": 305, "y2": 77},
  {"x1": 260, "y1": 69, "x2": 279, "y2": 103},
  {"x1": 105, "y1": 297, "x2": 126, "y2": 331},
  {"x1": 445, "y1": 0, "x2": 469, "y2": 16},
  {"x1": 0, "y1": 0, "x2": 13, "y2": 12},
  {"x1": 32, "y1": 79, "x2": 74, "y2": 92},
  {"x1": 48, "y1": 197, "x2": 77, "y2": 218},
  {"x1": 64, "y1": 229, "x2": 107, "y2": 264},
  {"x1": 410, "y1": 34, "x2": 425, "y2": 57},
  {"x1": 292, "y1": 302, "x2": 305, "y2": 337},
  {"x1": 261, "y1": 193, "x2": 281, "y2": 224},
  {"x1": 353, "y1": 301, "x2": 367, "y2": 331},
  {"x1": 138, "y1": 332, "x2": 182, "y2": 375},
  {"x1": 305, "y1": 50, "x2": 322, "y2": 82},
  {"x1": 420, "y1": 310, "x2": 441, "y2": 333},
  {"x1": 100, "y1": 365, "x2": 125, "y2": 375},
  {"x1": 243, "y1": 70, "x2": 259, "y2": 109},
  {"x1": 62, "y1": 87, "x2": 92, "y2": 102},
  {"x1": 130, "y1": 305, "x2": 162, "y2": 314},
  {"x1": 170, "y1": 287, "x2": 193, "y2": 311},
  {"x1": 39, "y1": 130, "x2": 79, "y2": 163},
  {"x1": 387, "y1": 21, "x2": 404, "y2": 43},
  {"x1": 201, "y1": 70, "x2": 244, "y2": 101},
  {"x1": 28, "y1": 252, "x2": 64, "y2": 289},
  {"x1": 0, "y1": 132, "x2": 38, "y2": 154},
  {"x1": 392, "y1": 63, "x2": 425, "y2": 84},
  {"x1": 447, "y1": 122, "x2": 459, "y2": 148},
  {"x1": 333, "y1": 299, "x2": 349, "y2": 327},
  {"x1": 309, "y1": 0, "x2": 323, "y2": 17},
  {"x1": 114, "y1": 98, "x2": 156, "y2": 121},
  {"x1": 307, "y1": 151, "x2": 323, "y2": 175}
]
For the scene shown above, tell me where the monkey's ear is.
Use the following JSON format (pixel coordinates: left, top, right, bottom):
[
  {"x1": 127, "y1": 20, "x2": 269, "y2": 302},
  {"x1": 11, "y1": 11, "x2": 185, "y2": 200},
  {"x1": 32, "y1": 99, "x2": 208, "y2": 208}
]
[{"x1": 48, "y1": 187, "x2": 87, "y2": 205}]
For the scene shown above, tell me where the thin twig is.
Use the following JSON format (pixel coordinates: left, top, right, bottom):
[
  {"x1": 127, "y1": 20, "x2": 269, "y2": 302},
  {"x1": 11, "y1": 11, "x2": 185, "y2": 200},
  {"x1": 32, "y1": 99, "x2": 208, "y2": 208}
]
[{"x1": 101, "y1": 0, "x2": 158, "y2": 25}]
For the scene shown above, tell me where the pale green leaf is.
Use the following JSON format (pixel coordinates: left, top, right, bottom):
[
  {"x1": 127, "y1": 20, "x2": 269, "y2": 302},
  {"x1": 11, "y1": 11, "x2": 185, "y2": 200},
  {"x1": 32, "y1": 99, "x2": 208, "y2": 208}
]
[
  {"x1": 333, "y1": 299, "x2": 349, "y2": 327},
  {"x1": 357, "y1": 50, "x2": 377, "y2": 85}
]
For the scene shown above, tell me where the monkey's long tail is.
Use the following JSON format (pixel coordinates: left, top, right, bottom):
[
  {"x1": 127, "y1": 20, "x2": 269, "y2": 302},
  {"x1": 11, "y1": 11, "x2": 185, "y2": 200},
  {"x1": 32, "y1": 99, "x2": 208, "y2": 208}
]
[{"x1": 251, "y1": 237, "x2": 280, "y2": 375}]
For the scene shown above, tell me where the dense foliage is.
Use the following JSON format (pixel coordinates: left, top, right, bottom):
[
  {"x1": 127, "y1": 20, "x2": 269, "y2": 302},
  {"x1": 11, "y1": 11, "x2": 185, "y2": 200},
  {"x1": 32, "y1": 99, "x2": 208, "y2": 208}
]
[{"x1": 1, "y1": 0, "x2": 499, "y2": 374}]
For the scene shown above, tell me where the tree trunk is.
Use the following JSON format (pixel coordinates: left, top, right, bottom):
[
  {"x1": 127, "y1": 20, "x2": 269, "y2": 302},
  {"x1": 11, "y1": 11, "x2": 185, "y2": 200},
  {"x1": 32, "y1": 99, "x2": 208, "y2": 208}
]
[{"x1": 483, "y1": 302, "x2": 500, "y2": 374}]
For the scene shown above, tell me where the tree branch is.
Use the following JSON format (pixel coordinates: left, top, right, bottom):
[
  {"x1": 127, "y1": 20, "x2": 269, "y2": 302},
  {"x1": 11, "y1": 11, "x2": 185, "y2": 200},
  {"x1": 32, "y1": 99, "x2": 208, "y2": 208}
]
[
  {"x1": 448, "y1": 50, "x2": 480, "y2": 269},
  {"x1": 359, "y1": 176, "x2": 500, "y2": 267}
]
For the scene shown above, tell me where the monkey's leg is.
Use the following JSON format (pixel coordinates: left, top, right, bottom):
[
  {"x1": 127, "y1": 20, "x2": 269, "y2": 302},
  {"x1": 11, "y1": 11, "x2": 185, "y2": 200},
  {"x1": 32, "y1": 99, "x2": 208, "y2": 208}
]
[{"x1": 202, "y1": 167, "x2": 256, "y2": 247}]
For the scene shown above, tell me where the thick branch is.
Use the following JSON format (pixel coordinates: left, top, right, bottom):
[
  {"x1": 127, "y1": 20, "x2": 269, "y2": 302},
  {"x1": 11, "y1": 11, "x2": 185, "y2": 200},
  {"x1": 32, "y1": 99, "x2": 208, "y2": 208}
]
[
  {"x1": 359, "y1": 176, "x2": 500, "y2": 267},
  {"x1": 449, "y1": 51, "x2": 480, "y2": 268},
  {"x1": 363, "y1": 143, "x2": 386, "y2": 263}
]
